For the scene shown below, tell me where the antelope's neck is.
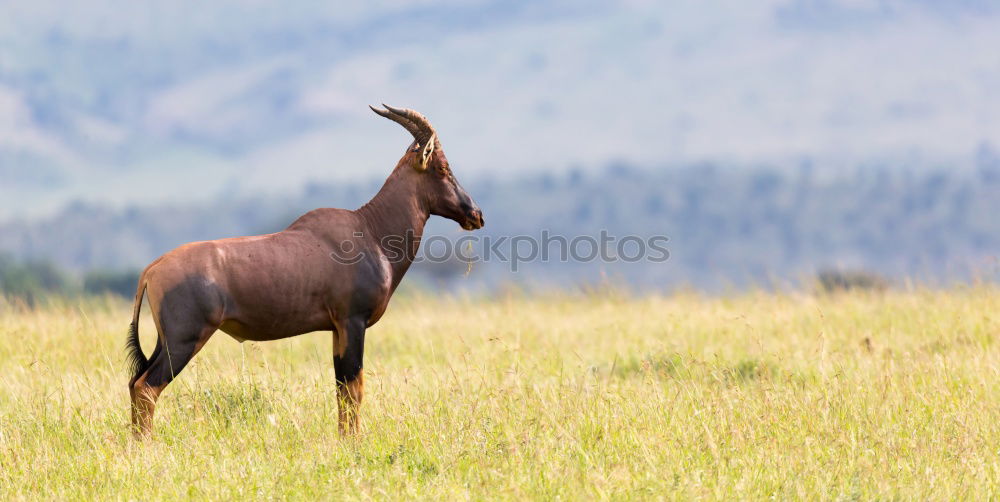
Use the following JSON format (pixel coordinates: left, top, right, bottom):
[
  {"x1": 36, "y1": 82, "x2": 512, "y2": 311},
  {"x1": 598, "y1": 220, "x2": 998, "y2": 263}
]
[{"x1": 356, "y1": 171, "x2": 429, "y2": 289}]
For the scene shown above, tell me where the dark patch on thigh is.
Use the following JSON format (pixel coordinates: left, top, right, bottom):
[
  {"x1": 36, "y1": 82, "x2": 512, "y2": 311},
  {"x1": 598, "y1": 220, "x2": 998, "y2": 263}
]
[
  {"x1": 144, "y1": 275, "x2": 225, "y2": 387},
  {"x1": 157, "y1": 274, "x2": 227, "y2": 329}
]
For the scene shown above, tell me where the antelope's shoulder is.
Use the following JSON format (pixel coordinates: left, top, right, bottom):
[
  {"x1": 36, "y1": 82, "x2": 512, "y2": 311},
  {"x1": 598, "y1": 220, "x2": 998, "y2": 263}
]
[{"x1": 286, "y1": 207, "x2": 358, "y2": 230}]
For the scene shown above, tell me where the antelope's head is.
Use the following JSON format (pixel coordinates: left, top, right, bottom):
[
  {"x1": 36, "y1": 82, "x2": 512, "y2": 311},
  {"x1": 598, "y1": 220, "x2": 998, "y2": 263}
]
[{"x1": 371, "y1": 104, "x2": 485, "y2": 231}]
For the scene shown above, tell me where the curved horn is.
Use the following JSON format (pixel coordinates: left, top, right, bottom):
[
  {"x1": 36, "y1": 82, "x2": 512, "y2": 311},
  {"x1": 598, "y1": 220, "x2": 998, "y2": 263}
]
[
  {"x1": 379, "y1": 104, "x2": 436, "y2": 144},
  {"x1": 369, "y1": 104, "x2": 424, "y2": 141}
]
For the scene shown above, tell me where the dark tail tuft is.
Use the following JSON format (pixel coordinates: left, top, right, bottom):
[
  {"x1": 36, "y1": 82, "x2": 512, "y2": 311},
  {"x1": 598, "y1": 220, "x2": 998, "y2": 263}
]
[
  {"x1": 126, "y1": 281, "x2": 149, "y2": 381},
  {"x1": 126, "y1": 320, "x2": 148, "y2": 380}
]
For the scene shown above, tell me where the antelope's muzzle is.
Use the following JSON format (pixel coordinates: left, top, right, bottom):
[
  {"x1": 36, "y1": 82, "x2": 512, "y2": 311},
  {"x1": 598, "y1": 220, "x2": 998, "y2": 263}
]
[{"x1": 463, "y1": 207, "x2": 485, "y2": 230}]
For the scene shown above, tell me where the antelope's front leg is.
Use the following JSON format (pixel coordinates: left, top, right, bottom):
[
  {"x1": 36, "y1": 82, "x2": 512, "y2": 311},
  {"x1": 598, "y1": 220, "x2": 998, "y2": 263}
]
[{"x1": 333, "y1": 317, "x2": 366, "y2": 435}]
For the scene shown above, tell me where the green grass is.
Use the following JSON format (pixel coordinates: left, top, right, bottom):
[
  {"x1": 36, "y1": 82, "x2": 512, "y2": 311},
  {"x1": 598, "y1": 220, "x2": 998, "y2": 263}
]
[{"x1": 2, "y1": 288, "x2": 1000, "y2": 499}]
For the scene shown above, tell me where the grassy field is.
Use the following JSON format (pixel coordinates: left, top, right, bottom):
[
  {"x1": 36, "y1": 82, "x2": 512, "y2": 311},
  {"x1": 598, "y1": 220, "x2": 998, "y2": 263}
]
[{"x1": 1, "y1": 288, "x2": 1000, "y2": 499}]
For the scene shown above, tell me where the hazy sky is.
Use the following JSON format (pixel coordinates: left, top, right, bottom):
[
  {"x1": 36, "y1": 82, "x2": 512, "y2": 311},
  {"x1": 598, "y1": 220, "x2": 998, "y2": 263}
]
[{"x1": 1, "y1": 0, "x2": 998, "y2": 218}]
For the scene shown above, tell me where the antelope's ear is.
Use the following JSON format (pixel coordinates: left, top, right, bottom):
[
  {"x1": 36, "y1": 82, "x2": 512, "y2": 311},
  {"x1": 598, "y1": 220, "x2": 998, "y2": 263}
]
[{"x1": 413, "y1": 134, "x2": 436, "y2": 171}]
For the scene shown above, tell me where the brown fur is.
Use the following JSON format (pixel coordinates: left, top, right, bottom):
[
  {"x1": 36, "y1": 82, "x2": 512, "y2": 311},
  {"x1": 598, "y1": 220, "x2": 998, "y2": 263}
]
[
  {"x1": 337, "y1": 369, "x2": 364, "y2": 435},
  {"x1": 126, "y1": 106, "x2": 483, "y2": 437}
]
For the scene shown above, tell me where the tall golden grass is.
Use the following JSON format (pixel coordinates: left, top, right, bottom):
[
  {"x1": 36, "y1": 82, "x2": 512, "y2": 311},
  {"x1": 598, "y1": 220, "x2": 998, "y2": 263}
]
[{"x1": 1, "y1": 288, "x2": 999, "y2": 499}]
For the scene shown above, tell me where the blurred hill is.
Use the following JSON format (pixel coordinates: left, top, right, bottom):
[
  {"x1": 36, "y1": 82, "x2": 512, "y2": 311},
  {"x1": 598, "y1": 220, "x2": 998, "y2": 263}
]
[
  {"x1": 2, "y1": 0, "x2": 1000, "y2": 217},
  {"x1": 2, "y1": 154, "x2": 998, "y2": 292}
]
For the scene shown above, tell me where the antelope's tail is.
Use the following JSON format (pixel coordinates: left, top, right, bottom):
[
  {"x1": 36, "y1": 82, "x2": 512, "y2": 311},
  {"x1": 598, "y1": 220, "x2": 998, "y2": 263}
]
[{"x1": 125, "y1": 275, "x2": 149, "y2": 381}]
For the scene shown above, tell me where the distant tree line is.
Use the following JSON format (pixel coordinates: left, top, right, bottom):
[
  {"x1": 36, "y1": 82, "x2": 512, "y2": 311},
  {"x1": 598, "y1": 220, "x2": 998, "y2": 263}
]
[
  {"x1": 1, "y1": 154, "x2": 999, "y2": 293},
  {"x1": 0, "y1": 252, "x2": 138, "y2": 302}
]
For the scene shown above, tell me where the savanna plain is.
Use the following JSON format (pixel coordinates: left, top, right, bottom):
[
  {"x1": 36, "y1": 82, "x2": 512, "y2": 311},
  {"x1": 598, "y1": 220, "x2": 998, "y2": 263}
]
[{"x1": 1, "y1": 287, "x2": 999, "y2": 499}]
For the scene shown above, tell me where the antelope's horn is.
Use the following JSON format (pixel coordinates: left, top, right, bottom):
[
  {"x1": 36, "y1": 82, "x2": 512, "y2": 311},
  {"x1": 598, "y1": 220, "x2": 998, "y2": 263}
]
[
  {"x1": 369, "y1": 104, "x2": 425, "y2": 142},
  {"x1": 380, "y1": 104, "x2": 436, "y2": 144}
]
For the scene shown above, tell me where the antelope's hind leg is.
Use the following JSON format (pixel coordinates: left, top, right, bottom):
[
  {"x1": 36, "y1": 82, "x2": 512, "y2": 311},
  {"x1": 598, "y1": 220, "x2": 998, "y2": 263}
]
[
  {"x1": 130, "y1": 322, "x2": 216, "y2": 438},
  {"x1": 333, "y1": 316, "x2": 367, "y2": 435}
]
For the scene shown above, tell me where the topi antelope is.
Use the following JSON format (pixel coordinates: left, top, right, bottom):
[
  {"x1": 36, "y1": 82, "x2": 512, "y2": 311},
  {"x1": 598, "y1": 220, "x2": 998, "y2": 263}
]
[{"x1": 126, "y1": 105, "x2": 484, "y2": 437}]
